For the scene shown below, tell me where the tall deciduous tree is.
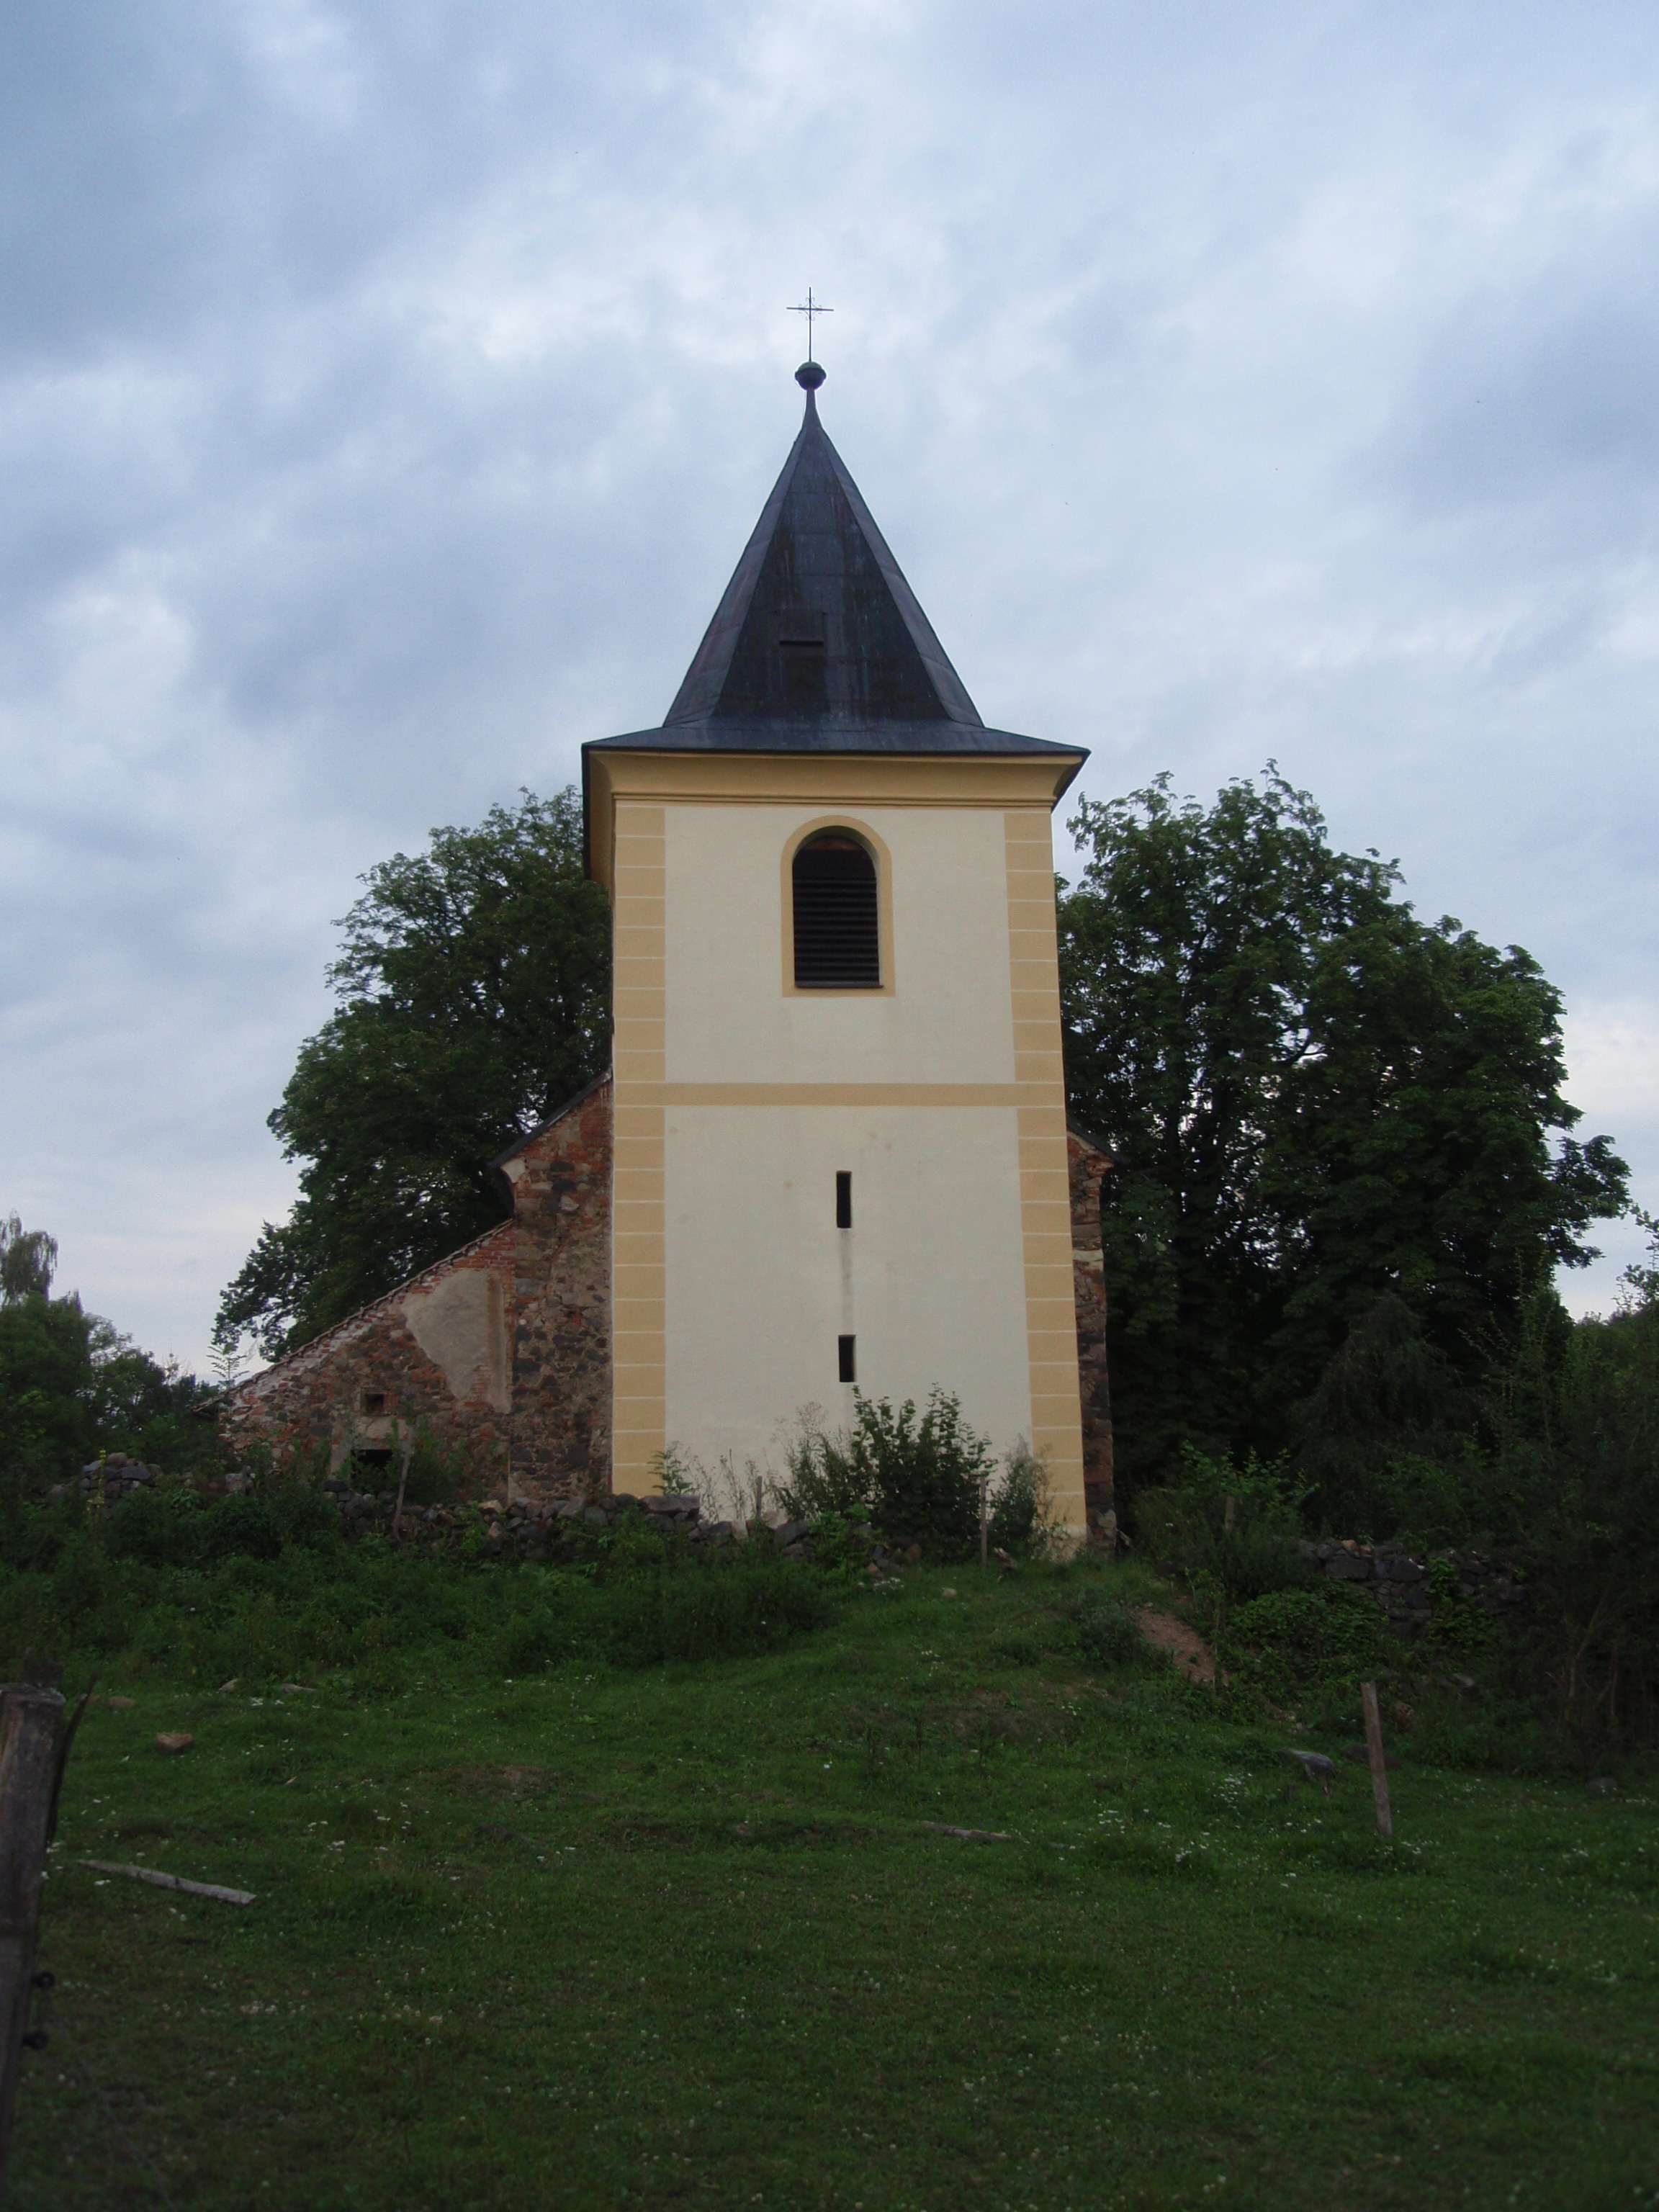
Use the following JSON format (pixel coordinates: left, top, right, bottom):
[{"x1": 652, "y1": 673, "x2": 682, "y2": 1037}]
[
  {"x1": 1058, "y1": 768, "x2": 1627, "y2": 1498},
  {"x1": 0, "y1": 1215, "x2": 58, "y2": 1303},
  {"x1": 0, "y1": 1283, "x2": 220, "y2": 1500},
  {"x1": 215, "y1": 788, "x2": 611, "y2": 1360}
]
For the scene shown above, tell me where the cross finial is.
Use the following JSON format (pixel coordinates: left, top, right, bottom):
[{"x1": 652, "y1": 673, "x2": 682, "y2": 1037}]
[{"x1": 788, "y1": 288, "x2": 833, "y2": 363}]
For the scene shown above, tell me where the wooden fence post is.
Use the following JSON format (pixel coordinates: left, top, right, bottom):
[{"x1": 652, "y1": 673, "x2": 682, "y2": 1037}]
[
  {"x1": 392, "y1": 1426, "x2": 415, "y2": 1540},
  {"x1": 1360, "y1": 1680, "x2": 1394, "y2": 1840},
  {"x1": 0, "y1": 1683, "x2": 69, "y2": 2190}
]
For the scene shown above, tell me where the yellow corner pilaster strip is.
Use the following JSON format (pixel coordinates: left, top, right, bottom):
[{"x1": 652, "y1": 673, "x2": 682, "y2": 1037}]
[
  {"x1": 610, "y1": 801, "x2": 667, "y2": 1493},
  {"x1": 1004, "y1": 809, "x2": 1087, "y2": 1542}
]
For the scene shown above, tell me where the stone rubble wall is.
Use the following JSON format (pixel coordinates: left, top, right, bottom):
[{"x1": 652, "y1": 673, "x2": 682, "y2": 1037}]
[
  {"x1": 1067, "y1": 1127, "x2": 1114, "y2": 1547},
  {"x1": 219, "y1": 1222, "x2": 516, "y2": 1480},
  {"x1": 315, "y1": 1483, "x2": 851, "y2": 1565},
  {"x1": 1305, "y1": 1537, "x2": 1529, "y2": 1639},
  {"x1": 500, "y1": 1077, "x2": 612, "y2": 1503},
  {"x1": 56, "y1": 1455, "x2": 167, "y2": 1506}
]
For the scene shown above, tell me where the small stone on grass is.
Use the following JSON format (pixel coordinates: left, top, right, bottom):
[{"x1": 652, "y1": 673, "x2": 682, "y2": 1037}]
[{"x1": 156, "y1": 1732, "x2": 194, "y2": 1754}]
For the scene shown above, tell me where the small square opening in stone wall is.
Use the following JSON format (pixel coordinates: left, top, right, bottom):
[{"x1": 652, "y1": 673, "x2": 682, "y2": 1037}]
[{"x1": 361, "y1": 1390, "x2": 387, "y2": 1416}]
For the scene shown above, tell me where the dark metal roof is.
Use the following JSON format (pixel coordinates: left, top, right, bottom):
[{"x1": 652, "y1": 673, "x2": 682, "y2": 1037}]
[
  {"x1": 584, "y1": 385, "x2": 1086, "y2": 769},
  {"x1": 586, "y1": 715, "x2": 1078, "y2": 757}
]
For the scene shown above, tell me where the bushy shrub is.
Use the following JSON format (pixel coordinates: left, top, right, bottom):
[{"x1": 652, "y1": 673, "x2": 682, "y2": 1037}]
[
  {"x1": 986, "y1": 1446, "x2": 1054, "y2": 1559},
  {"x1": 779, "y1": 1412, "x2": 873, "y2": 1521},
  {"x1": 1364, "y1": 1453, "x2": 1485, "y2": 1550},
  {"x1": 1292, "y1": 1292, "x2": 1477, "y2": 1538},
  {"x1": 1482, "y1": 1277, "x2": 1659, "y2": 1750},
  {"x1": 781, "y1": 1390, "x2": 992, "y2": 1561},
  {"x1": 808, "y1": 1509, "x2": 875, "y2": 1580},
  {"x1": 1071, "y1": 1589, "x2": 1146, "y2": 1668},
  {"x1": 1134, "y1": 1447, "x2": 1310, "y2": 1602}
]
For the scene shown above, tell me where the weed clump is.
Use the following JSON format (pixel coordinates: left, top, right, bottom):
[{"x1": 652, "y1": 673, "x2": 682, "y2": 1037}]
[
  {"x1": 1071, "y1": 1590, "x2": 1146, "y2": 1668},
  {"x1": 1219, "y1": 1582, "x2": 1391, "y2": 1717}
]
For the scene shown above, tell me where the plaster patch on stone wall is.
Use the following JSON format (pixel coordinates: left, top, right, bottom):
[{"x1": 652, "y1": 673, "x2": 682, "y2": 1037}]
[{"x1": 402, "y1": 1268, "x2": 509, "y2": 1411}]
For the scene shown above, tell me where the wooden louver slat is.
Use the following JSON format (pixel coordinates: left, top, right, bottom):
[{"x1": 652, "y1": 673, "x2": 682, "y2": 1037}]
[{"x1": 793, "y1": 840, "x2": 879, "y2": 987}]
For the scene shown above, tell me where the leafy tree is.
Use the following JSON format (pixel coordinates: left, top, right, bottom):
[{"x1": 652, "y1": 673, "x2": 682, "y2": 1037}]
[
  {"x1": 1058, "y1": 768, "x2": 1627, "y2": 1500},
  {"x1": 1, "y1": 1215, "x2": 58, "y2": 1303},
  {"x1": 0, "y1": 1292, "x2": 96, "y2": 1496},
  {"x1": 1483, "y1": 1261, "x2": 1659, "y2": 1749},
  {"x1": 216, "y1": 788, "x2": 611, "y2": 1359},
  {"x1": 0, "y1": 1285, "x2": 220, "y2": 1503}
]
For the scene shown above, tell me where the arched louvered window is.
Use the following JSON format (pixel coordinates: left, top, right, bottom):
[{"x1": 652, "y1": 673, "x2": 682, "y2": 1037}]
[{"x1": 792, "y1": 832, "x2": 881, "y2": 989}]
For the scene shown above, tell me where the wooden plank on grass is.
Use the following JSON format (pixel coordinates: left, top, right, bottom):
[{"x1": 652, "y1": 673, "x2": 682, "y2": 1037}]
[{"x1": 81, "y1": 1861, "x2": 255, "y2": 1906}]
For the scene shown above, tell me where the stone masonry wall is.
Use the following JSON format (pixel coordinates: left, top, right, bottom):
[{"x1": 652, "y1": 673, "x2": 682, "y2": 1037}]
[
  {"x1": 498, "y1": 1076, "x2": 613, "y2": 1503},
  {"x1": 1308, "y1": 1537, "x2": 1529, "y2": 1641},
  {"x1": 220, "y1": 1220, "x2": 516, "y2": 1482},
  {"x1": 1069, "y1": 1126, "x2": 1114, "y2": 1546}
]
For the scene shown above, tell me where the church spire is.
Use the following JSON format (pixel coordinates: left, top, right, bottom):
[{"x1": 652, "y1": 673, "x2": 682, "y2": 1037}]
[
  {"x1": 662, "y1": 361, "x2": 984, "y2": 732},
  {"x1": 585, "y1": 366, "x2": 1084, "y2": 769}
]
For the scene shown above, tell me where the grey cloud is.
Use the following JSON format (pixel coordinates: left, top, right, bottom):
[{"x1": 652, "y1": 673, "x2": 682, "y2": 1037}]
[{"x1": 1373, "y1": 267, "x2": 1659, "y2": 526}]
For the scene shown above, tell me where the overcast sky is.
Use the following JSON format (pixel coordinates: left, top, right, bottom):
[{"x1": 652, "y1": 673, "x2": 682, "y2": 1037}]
[{"x1": 5, "y1": 0, "x2": 1658, "y2": 1372}]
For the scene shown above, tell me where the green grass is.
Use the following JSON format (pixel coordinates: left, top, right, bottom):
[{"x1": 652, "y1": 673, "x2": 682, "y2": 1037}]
[{"x1": 16, "y1": 1562, "x2": 1659, "y2": 2211}]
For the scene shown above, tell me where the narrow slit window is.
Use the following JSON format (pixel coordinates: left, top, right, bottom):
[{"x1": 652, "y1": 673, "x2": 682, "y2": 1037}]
[
  {"x1": 835, "y1": 1172, "x2": 853, "y2": 1228},
  {"x1": 837, "y1": 1334, "x2": 857, "y2": 1383},
  {"x1": 793, "y1": 833, "x2": 879, "y2": 988}
]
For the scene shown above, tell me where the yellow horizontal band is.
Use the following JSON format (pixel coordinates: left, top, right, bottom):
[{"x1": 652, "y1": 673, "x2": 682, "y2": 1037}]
[{"x1": 647, "y1": 1083, "x2": 1031, "y2": 1107}]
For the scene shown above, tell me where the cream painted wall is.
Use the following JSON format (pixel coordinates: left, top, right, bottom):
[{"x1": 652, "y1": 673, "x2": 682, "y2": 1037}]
[
  {"x1": 662, "y1": 803, "x2": 1015, "y2": 1085},
  {"x1": 662, "y1": 1103, "x2": 1032, "y2": 1480}
]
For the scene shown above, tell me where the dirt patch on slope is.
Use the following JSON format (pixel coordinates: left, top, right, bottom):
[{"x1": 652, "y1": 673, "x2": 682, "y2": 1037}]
[{"x1": 1134, "y1": 1607, "x2": 1215, "y2": 1686}]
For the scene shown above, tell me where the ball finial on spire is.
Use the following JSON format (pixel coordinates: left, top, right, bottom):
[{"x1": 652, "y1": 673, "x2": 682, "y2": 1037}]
[{"x1": 796, "y1": 361, "x2": 826, "y2": 391}]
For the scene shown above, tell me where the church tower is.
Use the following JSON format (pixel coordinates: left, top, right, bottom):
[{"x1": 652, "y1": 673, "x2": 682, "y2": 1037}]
[{"x1": 583, "y1": 365, "x2": 1091, "y2": 1540}]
